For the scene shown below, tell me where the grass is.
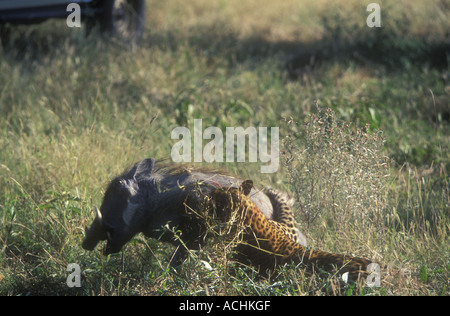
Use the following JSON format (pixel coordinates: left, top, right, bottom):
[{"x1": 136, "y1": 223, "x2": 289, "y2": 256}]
[{"x1": 0, "y1": 0, "x2": 449, "y2": 295}]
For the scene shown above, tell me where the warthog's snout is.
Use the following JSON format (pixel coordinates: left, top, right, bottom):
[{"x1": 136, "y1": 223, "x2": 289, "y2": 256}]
[{"x1": 82, "y1": 207, "x2": 107, "y2": 251}]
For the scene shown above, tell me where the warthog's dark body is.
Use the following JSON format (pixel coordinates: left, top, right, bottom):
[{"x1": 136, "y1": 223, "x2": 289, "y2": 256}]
[{"x1": 82, "y1": 158, "x2": 307, "y2": 263}]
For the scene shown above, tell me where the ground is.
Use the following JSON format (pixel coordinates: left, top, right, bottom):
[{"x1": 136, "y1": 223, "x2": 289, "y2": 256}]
[{"x1": 0, "y1": 0, "x2": 448, "y2": 296}]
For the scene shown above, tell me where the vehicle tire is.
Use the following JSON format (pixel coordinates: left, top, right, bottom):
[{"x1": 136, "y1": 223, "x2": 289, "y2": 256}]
[
  {"x1": 88, "y1": 0, "x2": 145, "y2": 43},
  {"x1": 0, "y1": 24, "x2": 11, "y2": 48}
]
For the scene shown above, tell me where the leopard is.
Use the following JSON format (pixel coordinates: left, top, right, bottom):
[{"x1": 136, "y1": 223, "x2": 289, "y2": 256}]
[
  {"x1": 210, "y1": 180, "x2": 374, "y2": 280},
  {"x1": 263, "y1": 187, "x2": 303, "y2": 245}
]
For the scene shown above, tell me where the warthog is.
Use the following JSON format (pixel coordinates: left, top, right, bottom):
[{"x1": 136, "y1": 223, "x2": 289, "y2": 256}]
[{"x1": 82, "y1": 158, "x2": 307, "y2": 264}]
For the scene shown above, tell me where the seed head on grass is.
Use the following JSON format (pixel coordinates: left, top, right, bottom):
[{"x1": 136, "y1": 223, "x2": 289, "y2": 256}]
[{"x1": 282, "y1": 106, "x2": 391, "y2": 257}]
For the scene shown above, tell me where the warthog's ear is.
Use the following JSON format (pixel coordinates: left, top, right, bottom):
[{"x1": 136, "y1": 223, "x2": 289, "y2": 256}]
[
  {"x1": 240, "y1": 180, "x2": 253, "y2": 195},
  {"x1": 133, "y1": 158, "x2": 155, "y2": 181}
]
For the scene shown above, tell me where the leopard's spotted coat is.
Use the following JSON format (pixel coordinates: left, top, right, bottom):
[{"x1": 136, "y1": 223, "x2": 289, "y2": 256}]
[{"x1": 211, "y1": 180, "x2": 373, "y2": 279}]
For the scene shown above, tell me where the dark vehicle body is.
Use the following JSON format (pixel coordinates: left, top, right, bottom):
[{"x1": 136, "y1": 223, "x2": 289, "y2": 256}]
[{"x1": 0, "y1": 0, "x2": 145, "y2": 41}]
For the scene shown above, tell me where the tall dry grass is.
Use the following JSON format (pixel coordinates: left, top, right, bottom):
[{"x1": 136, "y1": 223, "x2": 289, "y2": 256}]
[{"x1": 0, "y1": 0, "x2": 448, "y2": 295}]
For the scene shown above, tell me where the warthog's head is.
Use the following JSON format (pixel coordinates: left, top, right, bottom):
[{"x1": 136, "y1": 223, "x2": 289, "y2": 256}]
[{"x1": 82, "y1": 158, "x2": 158, "y2": 255}]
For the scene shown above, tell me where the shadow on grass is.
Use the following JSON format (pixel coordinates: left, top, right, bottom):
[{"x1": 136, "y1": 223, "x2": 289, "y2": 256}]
[{"x1": 2, "y1": 17, "x2": 448, "y2": 71}]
